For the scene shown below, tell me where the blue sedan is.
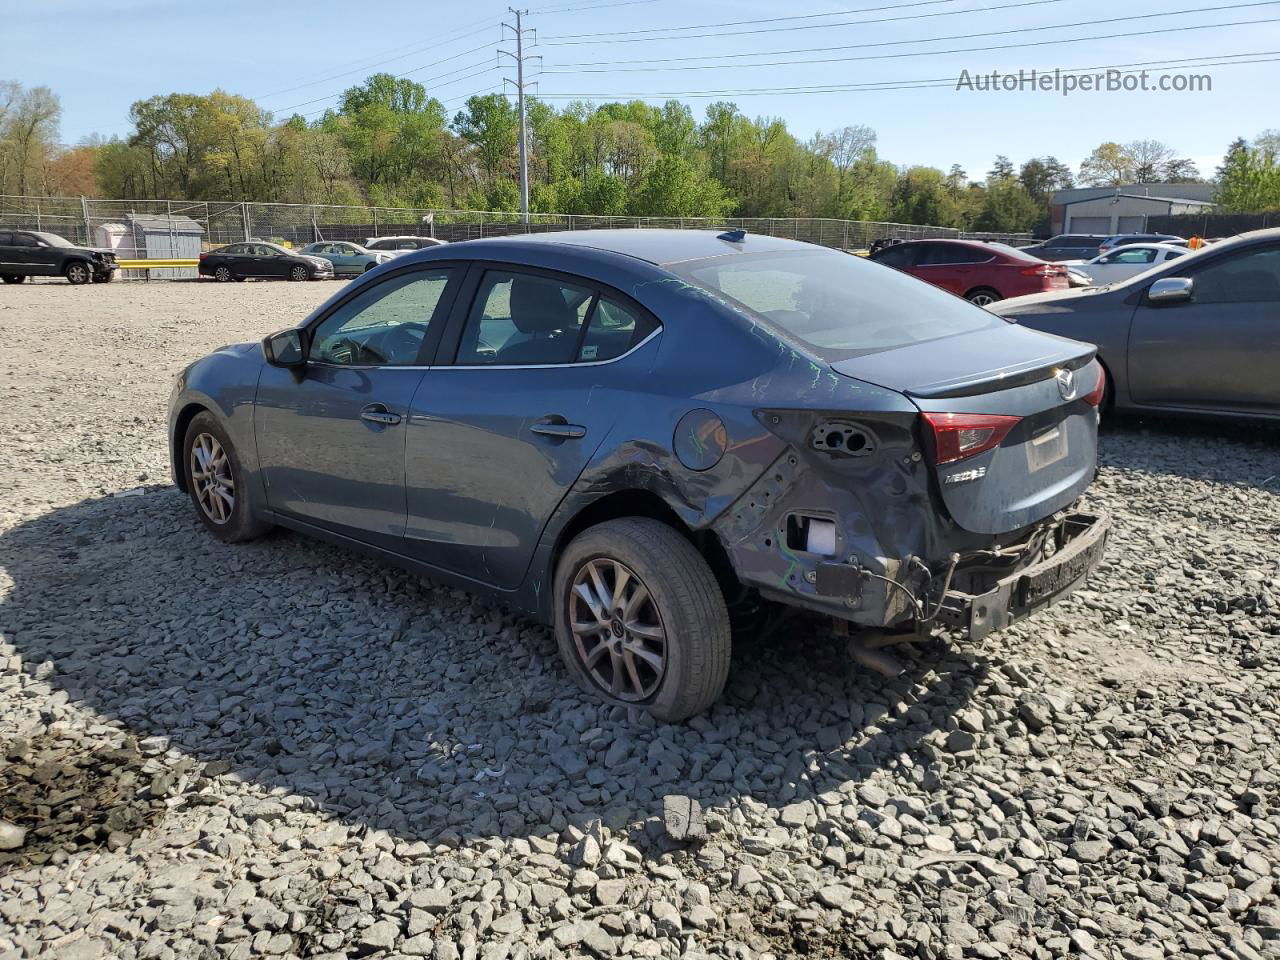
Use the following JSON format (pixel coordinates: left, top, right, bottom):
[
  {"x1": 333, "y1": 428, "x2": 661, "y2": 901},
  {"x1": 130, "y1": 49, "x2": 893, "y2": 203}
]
[
  {"x1": 168, "y1": 230, "x2": 1107, "y2": 720},
  {"x1": 298, "y1": 241, "x2": 394, "y2": 277}
]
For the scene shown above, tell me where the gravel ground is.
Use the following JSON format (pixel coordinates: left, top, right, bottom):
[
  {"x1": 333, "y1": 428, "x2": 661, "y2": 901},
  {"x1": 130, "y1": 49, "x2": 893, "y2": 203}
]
[{"x1": 1, "y1": 280, "x2": 1279, "y2": 960}]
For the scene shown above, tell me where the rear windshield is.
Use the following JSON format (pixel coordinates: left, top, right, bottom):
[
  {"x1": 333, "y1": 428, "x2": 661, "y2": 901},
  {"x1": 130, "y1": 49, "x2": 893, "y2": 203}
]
[{"x1": 670, "y1": 248, "x2": 1005, "y2": 358}]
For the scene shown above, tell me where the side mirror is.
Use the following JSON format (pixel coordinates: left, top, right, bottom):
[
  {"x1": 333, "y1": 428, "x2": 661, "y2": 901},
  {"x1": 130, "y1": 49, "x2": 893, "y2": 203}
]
[
  {"x1": 263, "y1": 329, "x2": 306, "y2": 367},
  {"x1": 1148, "y1": 277, "x2": 1193, "y2": 304}
]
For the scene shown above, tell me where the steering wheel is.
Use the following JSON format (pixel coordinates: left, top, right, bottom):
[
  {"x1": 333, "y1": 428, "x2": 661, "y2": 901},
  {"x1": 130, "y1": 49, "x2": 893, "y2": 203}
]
[{"x1": 333, "y1": 336, "x2": 388, "y2": 365}]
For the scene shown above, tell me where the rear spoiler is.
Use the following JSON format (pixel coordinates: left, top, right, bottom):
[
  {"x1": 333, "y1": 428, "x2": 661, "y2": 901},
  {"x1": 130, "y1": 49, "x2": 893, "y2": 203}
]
[{"x1": 904, "y1": 346, "x2": 1095, "y2": 400}]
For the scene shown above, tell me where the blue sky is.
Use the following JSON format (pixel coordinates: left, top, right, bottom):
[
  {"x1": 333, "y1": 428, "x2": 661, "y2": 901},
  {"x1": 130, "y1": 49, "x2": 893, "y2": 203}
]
[{"x1": 11, "y1": 0, "x2": 1280, "y2": 181}]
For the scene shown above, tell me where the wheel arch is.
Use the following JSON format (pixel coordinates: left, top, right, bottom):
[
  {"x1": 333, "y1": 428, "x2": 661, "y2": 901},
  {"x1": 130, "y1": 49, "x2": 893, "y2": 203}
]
[
  {"x1": 540, "y1": 487, "x2": 740, "y2": 623},
  {"x1": 963, "y1": 285, "x2": 1002, "y2": 302},
  {"x1": 171, "y1": 401, "x2": 212, "y2": 492}
]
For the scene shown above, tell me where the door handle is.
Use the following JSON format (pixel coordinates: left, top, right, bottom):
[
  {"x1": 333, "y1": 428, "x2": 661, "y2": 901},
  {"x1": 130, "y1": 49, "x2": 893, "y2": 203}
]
[
  {"x1": 360, "y1": 404, "x2": 402, "y2": 426},
  {"x1": 530, "y1": 419, "x2": 586, "y2": 439}
]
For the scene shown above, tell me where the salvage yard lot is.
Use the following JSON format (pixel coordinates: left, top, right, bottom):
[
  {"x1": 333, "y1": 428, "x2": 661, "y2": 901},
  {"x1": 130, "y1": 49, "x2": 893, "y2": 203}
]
[{"x1": 1, "y1": 281, "x2": 1279, "y2": 960}]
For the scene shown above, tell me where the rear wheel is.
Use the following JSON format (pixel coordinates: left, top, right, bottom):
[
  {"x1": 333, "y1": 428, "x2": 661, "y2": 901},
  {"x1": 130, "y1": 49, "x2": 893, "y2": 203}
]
[
  {"x1": 214, "y1": 265, "x2": 234, "y2": 283},
  {"x1": 64, "y1": 261, "x2": 91, "y2": 285},
  {"x1": 1, "y1": 274, "x2": 24, "y2": 284},
  {"x1": 554, "y1": 518, "x2": 731, "y2": 722},
  {"x1": 363, "y1": 262, "x2": 377, "y2": 272},
  {"x1": 183, "y1": 412, "x2": 272, "y2": 543},
  {"x1": 965, "y1": 287, "x2": 1001, "y2": 306},
  {"x1": 289, "y1": 264, "x2": 310, "y2": 282}
]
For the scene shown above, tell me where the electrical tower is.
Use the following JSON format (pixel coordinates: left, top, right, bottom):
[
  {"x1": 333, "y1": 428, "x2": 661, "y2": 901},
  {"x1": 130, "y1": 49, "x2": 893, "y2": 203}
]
[{"x1": 501, "y1": 8, "x2": 540, "y2": 222}]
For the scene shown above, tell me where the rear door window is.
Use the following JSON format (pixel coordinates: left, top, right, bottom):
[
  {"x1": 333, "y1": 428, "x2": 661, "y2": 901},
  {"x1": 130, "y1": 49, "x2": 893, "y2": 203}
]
[{"x1": 457, "y1": 271, "x2": 593, "y2": 366}]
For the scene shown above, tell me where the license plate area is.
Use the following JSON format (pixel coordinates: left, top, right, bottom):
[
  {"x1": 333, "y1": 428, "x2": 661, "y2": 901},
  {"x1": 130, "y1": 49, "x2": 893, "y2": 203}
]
[{"x1": 1026, "y1": 423, "x2": 1068, "y2": 472}]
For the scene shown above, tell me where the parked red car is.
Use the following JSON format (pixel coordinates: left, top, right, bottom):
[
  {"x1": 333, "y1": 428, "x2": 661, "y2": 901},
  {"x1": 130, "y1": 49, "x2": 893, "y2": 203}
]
[{"x1": 868, "y1": 239, "x2": 1068, "y2": 305}]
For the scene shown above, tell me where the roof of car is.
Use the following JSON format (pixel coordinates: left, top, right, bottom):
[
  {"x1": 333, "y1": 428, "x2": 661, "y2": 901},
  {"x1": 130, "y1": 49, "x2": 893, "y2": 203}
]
[
  {"x1": 467, "y1": 228, "x2": 812, "y2": 265},
  {"x1": 1099, "y1": 242, "x2": 1188, "y2": 252}
]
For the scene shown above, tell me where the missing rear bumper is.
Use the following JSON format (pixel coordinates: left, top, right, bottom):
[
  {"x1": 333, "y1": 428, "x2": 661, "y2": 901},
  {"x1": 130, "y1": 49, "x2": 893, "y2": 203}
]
[{"x1": 935, "y1": 511, "x2": 1108, "y2": 641}]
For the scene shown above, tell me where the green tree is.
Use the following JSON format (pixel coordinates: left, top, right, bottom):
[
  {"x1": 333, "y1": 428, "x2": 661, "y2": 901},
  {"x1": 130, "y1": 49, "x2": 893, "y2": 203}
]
[
  {"x1": 630, "y1": 154, "x2": 730, "y2": 217},
  {"x1": 973, "y1": 178, "x2": 1042, "y2": 232}
]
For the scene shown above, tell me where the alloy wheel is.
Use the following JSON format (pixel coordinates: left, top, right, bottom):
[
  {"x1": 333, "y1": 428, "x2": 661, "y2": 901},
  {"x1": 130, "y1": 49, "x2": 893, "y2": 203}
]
[
  {"x1": 66, "y1": 262, "x2": 89, "y2": 285},
  {"x1": 967, "y1": 291, "x2": 997, "y2": 306},
  {"x1": 215, "y1": 266, "x2": 232, "y2": 282},
  {"x1": 569, "y1": 557, "x2": 667, "y2": 702},
  {"x1": 189, "y1": 433, "x2": 235, "y2": 524},
  {"x1": 290, "y1": 265, "x2": 308, "y2": 281}
]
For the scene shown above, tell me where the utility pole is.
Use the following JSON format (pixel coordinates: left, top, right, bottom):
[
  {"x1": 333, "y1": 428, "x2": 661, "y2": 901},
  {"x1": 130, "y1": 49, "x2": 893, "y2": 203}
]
[{"x1": 501, "y1": 8, "x2": 538, "y2": 223}]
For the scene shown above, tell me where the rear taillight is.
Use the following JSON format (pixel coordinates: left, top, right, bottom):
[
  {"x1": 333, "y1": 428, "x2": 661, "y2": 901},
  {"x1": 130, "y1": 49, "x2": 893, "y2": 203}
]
[
  {"x1": 1020, "y1": 264, "x2": 1064, "y2": 278},
  {"x1": 1083, "y1": 364, "x2": 1106, "y2": 407},
  {"x1": 922, "y1": 412, "x2": 1021, "y2": 465},
  {"x1": 199, "y1": 252, "x2": 207, "y2": 260}
]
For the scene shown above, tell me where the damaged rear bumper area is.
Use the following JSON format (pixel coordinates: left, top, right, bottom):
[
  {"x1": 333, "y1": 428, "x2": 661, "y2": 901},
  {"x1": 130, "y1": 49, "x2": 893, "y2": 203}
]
[{"x1": 934, "y1": 511, "x2": 1108, "y2": 640}]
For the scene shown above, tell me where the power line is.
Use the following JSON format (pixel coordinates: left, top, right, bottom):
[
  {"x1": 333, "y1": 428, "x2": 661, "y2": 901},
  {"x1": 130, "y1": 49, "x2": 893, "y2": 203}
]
[
  {"x1": 253, "y1": 18, "x2": 505, "y2": 100},
  {"x1": 541, "y1": 0, "x2": 1071, "y2": 45},
  {"x1": 272, "y1": 42, "x2": 500, "y2": 115},
  {"x1": 297, "y1": 63, "x2": 504, "y2": 120},
  {"x1": 541, "y1": 0, "x2": 984, "y2": 41},
  {"x1": 547, "y1": 0, "x2": 1280, "y2": 66},
  {"x1": 526, "y1": 49, "x2": 1279, "y2": 98},
  {"x1": 540, "y1": 13, "x2": 1280, "y2": 73},
  {"x1": 532, "y1": 0, "x2": 658, "y2": 12}
]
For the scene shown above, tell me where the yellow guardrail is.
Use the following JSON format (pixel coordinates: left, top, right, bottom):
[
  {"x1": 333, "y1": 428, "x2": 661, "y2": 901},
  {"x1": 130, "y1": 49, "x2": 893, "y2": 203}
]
[{"x1": 117, "y1": 259, "x2": 200, "y2": 269}]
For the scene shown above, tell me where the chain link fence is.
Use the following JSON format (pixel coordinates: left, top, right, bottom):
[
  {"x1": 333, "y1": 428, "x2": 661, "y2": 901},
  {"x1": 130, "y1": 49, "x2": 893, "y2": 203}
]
[{"x1": 0, "y1": 195, "x2": 1034, "y2": 262}]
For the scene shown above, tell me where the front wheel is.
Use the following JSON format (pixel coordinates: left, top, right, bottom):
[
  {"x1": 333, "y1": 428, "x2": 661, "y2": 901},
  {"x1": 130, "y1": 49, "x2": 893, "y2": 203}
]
[
  {"x1": 965, "y1": 287, "x2": 1001, "y2": 306},
  {"x1": 183, "y1": 412, "x2": 272, "y2": 543},
  {"x1": 554, "y1": 518, "x2": 731, "y2": 722},
  {"x1": 65, "y1": 261, "x2": 92, "y2": 285},
  {"x1": 289, "y1": 265, "x2": 310, "y2": 282},
  {"x1": 1, "y1": 274, "x2": 25, "y2": 284}
]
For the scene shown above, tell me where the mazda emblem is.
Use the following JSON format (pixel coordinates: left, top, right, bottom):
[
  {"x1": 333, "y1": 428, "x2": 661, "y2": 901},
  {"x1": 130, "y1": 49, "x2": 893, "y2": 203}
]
[{"x1": 1056, "y1": 368, "x2": 1076, "y2": 401}]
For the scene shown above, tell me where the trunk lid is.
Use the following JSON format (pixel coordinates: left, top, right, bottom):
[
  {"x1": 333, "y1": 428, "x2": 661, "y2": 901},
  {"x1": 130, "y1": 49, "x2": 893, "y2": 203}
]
[{"x1": 832, "y1": 324, "x2": 1099, "y2": 535}]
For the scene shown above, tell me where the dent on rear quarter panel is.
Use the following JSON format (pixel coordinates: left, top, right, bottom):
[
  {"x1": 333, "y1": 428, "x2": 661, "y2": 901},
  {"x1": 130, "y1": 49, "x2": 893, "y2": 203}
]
[{"x1": 527, "y1": 272, "x2": 956, "y2": 629}]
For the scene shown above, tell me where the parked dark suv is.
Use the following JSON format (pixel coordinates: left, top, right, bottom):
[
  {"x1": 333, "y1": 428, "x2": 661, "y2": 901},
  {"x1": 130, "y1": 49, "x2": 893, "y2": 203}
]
[
  {"x1": 1019, "y1": 235, "x2": 1107, "y2": 262},
  {"x1": 0, "y1": 230, "x2": 119, "y2": 285}
]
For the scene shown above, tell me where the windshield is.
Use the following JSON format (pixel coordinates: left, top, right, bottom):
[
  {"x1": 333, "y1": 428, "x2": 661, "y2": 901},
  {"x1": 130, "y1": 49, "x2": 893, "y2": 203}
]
[
  {"x1": 670, "y1": 248, "x2": 1005, "y2": 358},
  {"x1": 34, "y1": 232, "x2": 75, "y2": 247}
]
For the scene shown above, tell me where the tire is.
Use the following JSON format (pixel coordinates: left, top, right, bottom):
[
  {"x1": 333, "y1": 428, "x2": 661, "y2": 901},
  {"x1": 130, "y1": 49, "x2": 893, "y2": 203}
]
[
  {"x1": 214, "y1": 265, "x2": 234, "y2": 283},
  {"x1": 64, "y1": 261, "x2": 92, "y2": 285},
  {"x1": 1, "y1": 274, "x2": 25, "y2": 284},
  {"x1": 554, "y1": 518, "x2": 731, "y2": 722},
  {"x1": 363, "y1": 262, "x2": 377, "y2": 272},
  {"x1": 182, "y1": 412, "x2": 272, "y2": 543},
  {"x1": 289, "y1": 264, "x2": 310, "y2": 282},
  {"x1": 965, "y1": 287, "x2": 1001, "y2": 306}
]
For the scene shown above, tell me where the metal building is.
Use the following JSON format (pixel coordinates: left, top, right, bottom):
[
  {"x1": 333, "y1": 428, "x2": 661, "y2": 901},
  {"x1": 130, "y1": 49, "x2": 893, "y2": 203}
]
[{"x1": 120, "y1": 214, "x2": 204, "y2": 279}]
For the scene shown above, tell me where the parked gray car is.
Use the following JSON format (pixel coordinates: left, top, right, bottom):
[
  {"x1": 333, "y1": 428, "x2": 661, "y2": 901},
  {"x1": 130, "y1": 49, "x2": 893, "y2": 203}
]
[
  {"x1": 991, "y1": 228, "x2": 1279, "y2": 420},
  {"x1": 169, "y1": 230, "x2": 1107, "y2": 719}
]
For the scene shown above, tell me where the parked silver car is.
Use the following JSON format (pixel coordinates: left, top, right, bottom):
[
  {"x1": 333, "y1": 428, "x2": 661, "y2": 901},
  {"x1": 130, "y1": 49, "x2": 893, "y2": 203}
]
[{"x1": 992, "y1": 229, "x2": 1279, "y2": 419}]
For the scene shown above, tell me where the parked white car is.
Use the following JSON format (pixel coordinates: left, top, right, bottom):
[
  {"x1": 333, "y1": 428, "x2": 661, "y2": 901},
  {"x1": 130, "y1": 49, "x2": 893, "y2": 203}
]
[
  {"x1": 362, "y1": 236, "x2": 449, "y2": 257},
  {"x1": 1065, "y1": 243, "x2": 1192, "y2": 285}
]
